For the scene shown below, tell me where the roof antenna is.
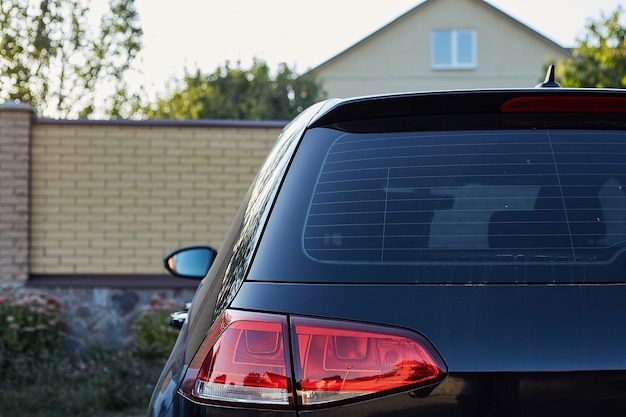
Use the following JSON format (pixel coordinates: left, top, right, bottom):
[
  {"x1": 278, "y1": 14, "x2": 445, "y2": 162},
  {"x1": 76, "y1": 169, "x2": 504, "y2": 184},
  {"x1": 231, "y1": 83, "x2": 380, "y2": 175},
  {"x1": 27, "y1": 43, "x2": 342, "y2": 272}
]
[{"x1": 536, "y1": 64, "x2": 560, "y2": 88}]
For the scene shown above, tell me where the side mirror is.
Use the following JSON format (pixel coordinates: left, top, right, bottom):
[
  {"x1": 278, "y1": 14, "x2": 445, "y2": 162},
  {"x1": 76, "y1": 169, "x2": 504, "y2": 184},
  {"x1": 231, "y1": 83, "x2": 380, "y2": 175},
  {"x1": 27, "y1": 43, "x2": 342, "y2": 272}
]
[{"x1": 163, "y1": 246, "x2": 217, "y2": 279}]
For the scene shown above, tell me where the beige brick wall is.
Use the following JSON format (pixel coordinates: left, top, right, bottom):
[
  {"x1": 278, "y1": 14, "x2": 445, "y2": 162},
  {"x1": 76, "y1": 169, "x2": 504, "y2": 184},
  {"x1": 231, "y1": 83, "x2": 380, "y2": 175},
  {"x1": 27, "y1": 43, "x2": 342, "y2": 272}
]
[
  {"x1": 29, "y1": 120, "x2": 283, "y2": 275},
  {"x1": 0, "y1": 103, "x2": 34, "y2": 282}
]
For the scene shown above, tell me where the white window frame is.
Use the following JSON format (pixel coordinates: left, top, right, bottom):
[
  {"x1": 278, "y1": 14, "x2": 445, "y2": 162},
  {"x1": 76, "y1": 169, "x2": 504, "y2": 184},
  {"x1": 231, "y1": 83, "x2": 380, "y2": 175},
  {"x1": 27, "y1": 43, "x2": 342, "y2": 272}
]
[{"x1": 431, "y1": 29, "x2": 477, "y2": 70}]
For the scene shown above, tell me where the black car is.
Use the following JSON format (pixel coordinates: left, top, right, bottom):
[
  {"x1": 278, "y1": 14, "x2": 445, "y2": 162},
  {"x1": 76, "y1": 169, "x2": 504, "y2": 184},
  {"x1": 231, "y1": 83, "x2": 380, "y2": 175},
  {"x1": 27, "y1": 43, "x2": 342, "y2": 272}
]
[{"x1": 148, "y1": 68, "x2": 626, "y2": 417}]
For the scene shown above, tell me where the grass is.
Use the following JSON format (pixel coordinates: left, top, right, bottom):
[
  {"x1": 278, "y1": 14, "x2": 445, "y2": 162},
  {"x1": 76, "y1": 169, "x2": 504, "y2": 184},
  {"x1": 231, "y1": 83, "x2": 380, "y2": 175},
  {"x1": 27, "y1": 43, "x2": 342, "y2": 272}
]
[{"x1": 0, "y1": 348, "x2": 165, "y2": 417}]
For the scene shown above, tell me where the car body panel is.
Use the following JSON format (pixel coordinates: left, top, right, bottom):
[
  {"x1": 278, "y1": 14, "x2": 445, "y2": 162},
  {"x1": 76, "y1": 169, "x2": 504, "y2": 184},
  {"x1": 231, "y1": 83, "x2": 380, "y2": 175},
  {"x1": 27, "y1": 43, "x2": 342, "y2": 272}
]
[
  {"x1": 232, "y1": 282, "x2": 626, "y2": 372},
  {"x1": 167, "y1": 371, "x2": 626, "y2": 417}
]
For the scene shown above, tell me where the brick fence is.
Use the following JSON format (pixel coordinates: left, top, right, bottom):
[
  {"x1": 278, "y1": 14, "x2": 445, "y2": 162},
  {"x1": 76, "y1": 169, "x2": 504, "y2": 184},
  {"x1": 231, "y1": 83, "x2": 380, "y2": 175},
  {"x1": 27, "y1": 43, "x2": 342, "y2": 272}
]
[
  {"x1": 0, "y1": 101, "x2": 286, "y2": 348},
  {"x1": 0, "y1": 102, "x2": 33, "y2": 282}
]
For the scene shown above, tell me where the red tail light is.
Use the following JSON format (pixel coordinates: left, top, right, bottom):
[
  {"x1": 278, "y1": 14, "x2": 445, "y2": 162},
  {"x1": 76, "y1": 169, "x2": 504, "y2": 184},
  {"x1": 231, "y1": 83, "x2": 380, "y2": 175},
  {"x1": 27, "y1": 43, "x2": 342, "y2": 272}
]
[
  {"x1": 179, "y1": 310, "x2": 293, "y2": 406},
  {"x1": 178, "y1": 310, "x2": 447, "y2": 408},
  {"x1": 501, "y1": 96, "x2": 626, "y2": 113},
  {"x1": 292, "y1": 316, "x2": 447, "y2": 406}
]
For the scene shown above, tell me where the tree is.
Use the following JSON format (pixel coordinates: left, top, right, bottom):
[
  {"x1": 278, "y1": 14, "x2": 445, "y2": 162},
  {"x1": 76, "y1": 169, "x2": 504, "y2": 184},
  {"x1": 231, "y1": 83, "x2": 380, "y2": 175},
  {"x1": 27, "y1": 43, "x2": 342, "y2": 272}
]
[
  {"x1": 556, "y1": 6, "x2": 626, "y2": 88},
  {"x1": 143, "y1": 59, "x2": 326, "y2": 121},
  {"x1": 0, "y1": 0, "x2": 142, "y2": 118}
]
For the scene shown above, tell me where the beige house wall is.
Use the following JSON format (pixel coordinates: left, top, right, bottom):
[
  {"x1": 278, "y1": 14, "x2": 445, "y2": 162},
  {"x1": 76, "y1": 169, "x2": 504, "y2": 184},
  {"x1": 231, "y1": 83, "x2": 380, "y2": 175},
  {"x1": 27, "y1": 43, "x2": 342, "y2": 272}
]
[{"x1": 315, "y1": 0, "x2": 571, "y2": 98}]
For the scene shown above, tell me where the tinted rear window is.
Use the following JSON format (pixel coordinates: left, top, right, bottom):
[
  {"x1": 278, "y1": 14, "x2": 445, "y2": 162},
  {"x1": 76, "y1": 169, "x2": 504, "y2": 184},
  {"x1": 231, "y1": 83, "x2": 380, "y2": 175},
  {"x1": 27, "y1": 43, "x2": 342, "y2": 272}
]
[
  {"x1": 304, "y1": 130, "x2": 626, "y2": 263},
  {"x1": 249, "y1": 127, "x2": 626, "y2": 283}
]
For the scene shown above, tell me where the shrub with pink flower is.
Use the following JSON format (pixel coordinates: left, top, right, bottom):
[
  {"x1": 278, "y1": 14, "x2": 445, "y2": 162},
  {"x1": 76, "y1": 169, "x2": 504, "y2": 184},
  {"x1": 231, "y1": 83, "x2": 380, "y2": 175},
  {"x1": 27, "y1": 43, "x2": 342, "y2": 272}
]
[
  {"x1": 133, "y1": 293, "x2": 182, "y2": 359},
  {"x1": 0, "y1": 285, "x2": 65, "y2": 365}
]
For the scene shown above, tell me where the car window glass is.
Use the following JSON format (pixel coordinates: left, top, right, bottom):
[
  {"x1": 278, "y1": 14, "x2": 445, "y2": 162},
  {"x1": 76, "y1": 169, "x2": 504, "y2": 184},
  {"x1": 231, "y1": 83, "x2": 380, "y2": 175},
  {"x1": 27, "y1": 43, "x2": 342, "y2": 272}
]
[{"x1": 303, "y1": 130, "x2": 626, "y2": 263}]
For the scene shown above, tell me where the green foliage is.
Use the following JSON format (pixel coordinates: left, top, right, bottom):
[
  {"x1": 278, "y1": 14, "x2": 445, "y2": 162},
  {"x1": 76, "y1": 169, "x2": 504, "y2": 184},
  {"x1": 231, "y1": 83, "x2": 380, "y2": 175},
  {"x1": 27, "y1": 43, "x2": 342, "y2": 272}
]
[
  {"x1": 144, "y1": 59, "x2": 326, "y2": 120},
  {"x1": 75, "y1": 348, "x2": 160, "y2": 411},
  {"x1": 0, "y1": 287, "x2": 168, "y2": 415},
  {"x1": 134, "y1": 293, "x2": 181, "y2": 359},
  {"x1": 556, "y1": 6, "x2": 626, "y2": 88},
  {"x1": 0, "y1": 0, "x2": 142, "y2": 118},
  {"x1": 0, "y1": 286, "x2": 65, "y2": 375},
  {"x1": 0, "y1": 347, "x2": 163, "y2": 416}
]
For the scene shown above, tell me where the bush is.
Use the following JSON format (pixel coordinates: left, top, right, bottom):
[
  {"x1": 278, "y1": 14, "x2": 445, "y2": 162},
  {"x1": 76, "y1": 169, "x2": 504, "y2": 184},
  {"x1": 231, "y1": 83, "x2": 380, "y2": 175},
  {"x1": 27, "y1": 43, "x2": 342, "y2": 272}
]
[
  {"x1": 0, "y1": 285, "x2": 65, "y2": 378},
  {"x1": 69, "y1": 347, "x2": 162, "y2": 412},
  {"x1": 134, "y1": 293, "x2": 182, "y2": 359},
  {"x1": 0, "y1": 347, "x2": 164, "y2": 416},
  {"x1": 0, "y1": 286, "x2": 166, "y2": 416}
]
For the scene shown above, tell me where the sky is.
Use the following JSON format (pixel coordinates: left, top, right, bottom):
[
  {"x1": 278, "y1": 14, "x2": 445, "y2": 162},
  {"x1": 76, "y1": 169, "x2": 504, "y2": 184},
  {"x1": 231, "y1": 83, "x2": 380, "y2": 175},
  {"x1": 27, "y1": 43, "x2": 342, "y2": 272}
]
[{"x1": 119, "y1": 0, "x2": 624, "y2": 96}]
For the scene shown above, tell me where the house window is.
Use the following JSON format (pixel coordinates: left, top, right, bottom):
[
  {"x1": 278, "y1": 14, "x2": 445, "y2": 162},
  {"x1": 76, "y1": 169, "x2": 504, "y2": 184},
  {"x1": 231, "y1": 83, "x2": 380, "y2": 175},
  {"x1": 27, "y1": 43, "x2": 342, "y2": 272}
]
[{"x1": 431, "y1": 30, "x2": 476, "y2": 69}]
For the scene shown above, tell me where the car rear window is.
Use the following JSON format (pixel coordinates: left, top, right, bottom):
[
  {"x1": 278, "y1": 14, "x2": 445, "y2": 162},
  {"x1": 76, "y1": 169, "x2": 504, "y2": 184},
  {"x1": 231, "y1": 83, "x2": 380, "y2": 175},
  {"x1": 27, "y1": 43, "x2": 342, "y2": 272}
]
[
  {"x1": 303, "y1": 130, "x2": 626, "y2": 263},
  {"x1": 249, "y1": 127, "x2": 626, "y2": 284}
]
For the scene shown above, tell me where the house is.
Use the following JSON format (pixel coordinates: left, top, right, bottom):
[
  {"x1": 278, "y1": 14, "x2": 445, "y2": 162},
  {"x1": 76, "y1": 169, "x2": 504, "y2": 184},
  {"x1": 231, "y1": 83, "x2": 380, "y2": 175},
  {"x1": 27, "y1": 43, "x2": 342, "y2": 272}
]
[{"x1": 311, "y1": 0, "x2": 572, "y2": 98}]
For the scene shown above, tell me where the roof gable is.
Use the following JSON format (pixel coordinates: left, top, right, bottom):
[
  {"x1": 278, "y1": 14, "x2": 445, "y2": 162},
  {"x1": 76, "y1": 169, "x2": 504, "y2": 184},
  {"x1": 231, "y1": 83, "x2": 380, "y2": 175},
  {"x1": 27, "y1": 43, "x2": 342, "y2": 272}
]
[{"x1": 312, "y1": 0, "x2": 570, "y2": 72}]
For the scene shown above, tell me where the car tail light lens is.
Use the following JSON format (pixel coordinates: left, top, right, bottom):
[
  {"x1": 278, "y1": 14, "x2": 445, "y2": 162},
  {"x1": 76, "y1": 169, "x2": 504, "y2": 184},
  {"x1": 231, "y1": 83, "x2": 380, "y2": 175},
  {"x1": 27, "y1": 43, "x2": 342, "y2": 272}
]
[
  {"x1": 501, "y1": 96, "x2": 626, "y2": 113},
  {"x1": 179, "y1": 310, "x2": 447, "y2": 409},
  {"x1": 291, "y1": 316, "x2": 447, "y2": 405},
  {"x1": 178, "y1": 310, "x2": 293, "y2": 406}
]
